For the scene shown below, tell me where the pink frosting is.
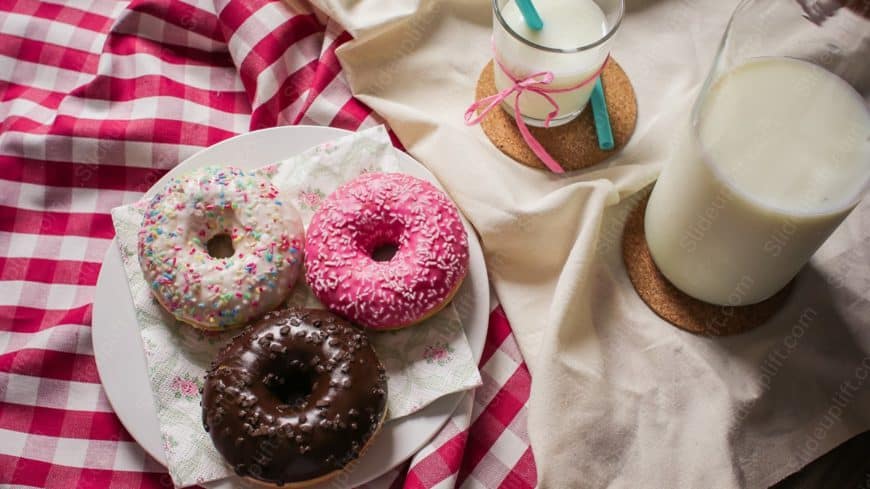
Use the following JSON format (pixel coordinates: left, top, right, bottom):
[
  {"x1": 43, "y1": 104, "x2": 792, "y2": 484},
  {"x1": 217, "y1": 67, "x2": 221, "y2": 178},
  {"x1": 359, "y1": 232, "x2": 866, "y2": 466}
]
[{"x1": 304, "y1": 173, "x2": 470, "y2": 330}]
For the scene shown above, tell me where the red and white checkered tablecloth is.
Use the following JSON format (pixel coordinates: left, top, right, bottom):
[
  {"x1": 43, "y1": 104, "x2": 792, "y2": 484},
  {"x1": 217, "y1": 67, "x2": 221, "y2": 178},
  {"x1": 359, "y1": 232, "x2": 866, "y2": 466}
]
[{"x1": 0, "y1": 1, "x2": 537, "y2": 488}]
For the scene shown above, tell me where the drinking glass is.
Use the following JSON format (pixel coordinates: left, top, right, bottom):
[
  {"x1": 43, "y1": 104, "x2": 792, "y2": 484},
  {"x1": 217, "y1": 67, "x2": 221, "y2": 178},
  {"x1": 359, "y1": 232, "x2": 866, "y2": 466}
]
[
  {"x1": 644, "y1": 0, "x2": 870, "y2": 306},
  {"x1": 491, "y1": 0, "x2": 623, "y2": 127}
]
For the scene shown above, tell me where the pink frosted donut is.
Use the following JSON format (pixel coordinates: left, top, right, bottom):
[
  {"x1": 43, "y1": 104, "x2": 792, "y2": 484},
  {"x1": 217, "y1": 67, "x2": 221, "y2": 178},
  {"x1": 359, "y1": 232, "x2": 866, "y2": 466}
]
[{"x1": 304, "y1": 173, "x2": 470, "y2": 330}]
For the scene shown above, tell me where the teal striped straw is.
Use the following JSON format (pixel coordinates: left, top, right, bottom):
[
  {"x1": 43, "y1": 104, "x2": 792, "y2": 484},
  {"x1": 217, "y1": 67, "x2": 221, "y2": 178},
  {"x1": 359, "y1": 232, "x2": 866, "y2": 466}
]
[
  {"x1": 515, "y1": 0, "x2": 544, "y2": 30},
  {"x1": 590, "y1": 78, "x2": 614, "y2": 150}
]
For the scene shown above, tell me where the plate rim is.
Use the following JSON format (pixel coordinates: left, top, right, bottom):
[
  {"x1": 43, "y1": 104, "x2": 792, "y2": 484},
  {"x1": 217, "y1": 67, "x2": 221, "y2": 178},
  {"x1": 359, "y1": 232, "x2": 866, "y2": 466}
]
[{"x1": 92, "y1": 125, "x2": 488, "y2": 487}]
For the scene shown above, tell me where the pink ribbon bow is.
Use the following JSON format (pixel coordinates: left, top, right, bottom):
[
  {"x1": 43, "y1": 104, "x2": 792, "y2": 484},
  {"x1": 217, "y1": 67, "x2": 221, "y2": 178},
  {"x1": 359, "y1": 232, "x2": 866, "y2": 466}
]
[{"x1": 465, "y1": 51, "x2": 610, "y2": 174}]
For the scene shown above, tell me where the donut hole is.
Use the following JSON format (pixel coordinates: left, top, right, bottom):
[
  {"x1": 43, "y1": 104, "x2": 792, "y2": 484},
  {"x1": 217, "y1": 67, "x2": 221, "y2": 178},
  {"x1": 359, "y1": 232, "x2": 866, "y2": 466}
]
[
  {"x1": 371, "y1": 243, "x2": 399, "y2": 262},
  {"x1": 206, "y1": 233, "x2": 235, "y2": 258},
  {"x1": 266, "y1": 367, "x2": 315, "y2": 408}
]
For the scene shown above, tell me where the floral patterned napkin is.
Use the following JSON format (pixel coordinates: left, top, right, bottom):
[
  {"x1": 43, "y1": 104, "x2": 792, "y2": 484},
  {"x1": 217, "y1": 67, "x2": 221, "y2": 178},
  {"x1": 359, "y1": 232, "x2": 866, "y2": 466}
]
[{"x1": 109, "y1": 126, "x2": 482, "y2": 488}]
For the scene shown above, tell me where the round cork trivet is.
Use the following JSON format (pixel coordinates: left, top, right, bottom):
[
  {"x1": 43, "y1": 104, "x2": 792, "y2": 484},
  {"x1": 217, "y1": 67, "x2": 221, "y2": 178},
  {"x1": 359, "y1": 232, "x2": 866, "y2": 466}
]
[
  {"x1": 474, "y1": 59, "x2": 637, "y2": 172},
  {"x1": 621, "y1": 194, "x2": 792, "y2": 336}
]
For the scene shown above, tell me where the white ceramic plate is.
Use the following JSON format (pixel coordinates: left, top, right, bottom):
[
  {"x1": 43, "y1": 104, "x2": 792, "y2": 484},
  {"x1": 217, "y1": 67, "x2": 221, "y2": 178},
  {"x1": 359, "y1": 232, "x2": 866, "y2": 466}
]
[{"x1": 92, "y1": 126, "x2": 489, "y2": 489}]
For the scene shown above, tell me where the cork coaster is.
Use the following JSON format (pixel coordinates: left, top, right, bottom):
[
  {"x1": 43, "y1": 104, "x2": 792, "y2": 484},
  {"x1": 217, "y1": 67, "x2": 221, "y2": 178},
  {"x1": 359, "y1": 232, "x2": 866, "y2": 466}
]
[
  {"x1": 474, "y1": 59, "x2": 637, "y2": 172},
  {"x1": 621, "y1": 194, "x2": 792, "y2": 336}
]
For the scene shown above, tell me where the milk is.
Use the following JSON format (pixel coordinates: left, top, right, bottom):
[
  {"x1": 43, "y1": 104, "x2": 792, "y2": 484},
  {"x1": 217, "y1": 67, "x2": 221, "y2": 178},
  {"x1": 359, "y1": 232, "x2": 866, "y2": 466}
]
[
  {"x1": 645, "y1": 57, "x2": 870, "y2": 306},
  {"x1": 493, "y1": 0, "x2": 608, "y2": 125}
]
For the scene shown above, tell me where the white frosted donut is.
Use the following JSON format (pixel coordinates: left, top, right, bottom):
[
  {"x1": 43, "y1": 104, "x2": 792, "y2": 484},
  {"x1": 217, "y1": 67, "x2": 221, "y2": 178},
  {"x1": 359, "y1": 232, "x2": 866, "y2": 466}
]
[{"x1": 138, "y1": 166, "x2": 304, "y2": 330}]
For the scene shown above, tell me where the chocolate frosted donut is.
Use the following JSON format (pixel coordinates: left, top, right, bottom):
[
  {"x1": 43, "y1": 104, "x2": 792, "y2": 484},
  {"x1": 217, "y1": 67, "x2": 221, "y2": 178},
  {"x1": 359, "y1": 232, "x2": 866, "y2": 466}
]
[{"x1": 202, "y1": 308, "x2": 387, "y2": 487}]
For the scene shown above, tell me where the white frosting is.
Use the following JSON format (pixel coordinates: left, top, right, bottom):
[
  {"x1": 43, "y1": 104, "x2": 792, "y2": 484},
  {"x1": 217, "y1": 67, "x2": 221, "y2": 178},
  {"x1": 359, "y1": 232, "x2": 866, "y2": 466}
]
[{"x1": 138, "y1": 166, "x2": 304, "y2": 329}]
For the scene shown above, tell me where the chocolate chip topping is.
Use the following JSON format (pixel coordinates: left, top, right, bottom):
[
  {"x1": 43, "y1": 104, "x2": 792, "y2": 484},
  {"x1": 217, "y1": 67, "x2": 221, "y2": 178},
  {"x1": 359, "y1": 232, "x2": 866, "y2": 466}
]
[{"x1": 201, "y1": 308, "x2": 388, "y2": 485}]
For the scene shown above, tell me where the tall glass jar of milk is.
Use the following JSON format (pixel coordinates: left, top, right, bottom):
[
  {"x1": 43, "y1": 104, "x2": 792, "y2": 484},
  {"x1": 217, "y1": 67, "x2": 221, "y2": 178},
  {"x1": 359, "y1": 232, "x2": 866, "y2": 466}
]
[
  {"x1": 644, "y1": 0, "x2": 870, "y2": 306},
  {"x1": 492, "y1": 0, "x2": 623, "y2": 127}
]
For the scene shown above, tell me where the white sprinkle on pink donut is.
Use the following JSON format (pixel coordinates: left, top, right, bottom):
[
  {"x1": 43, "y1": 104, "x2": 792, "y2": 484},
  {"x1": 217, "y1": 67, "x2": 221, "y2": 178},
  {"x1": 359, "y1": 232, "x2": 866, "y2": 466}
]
[{"x1": 304, "y1": 173, "x2": 470, "y2": 330}]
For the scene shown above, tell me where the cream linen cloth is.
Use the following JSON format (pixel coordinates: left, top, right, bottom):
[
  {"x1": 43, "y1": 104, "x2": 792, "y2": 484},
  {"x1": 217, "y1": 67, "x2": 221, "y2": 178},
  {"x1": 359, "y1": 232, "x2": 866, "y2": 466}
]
[{"x1": 300, "y1": 0, "x2": 870, "y2": 487}]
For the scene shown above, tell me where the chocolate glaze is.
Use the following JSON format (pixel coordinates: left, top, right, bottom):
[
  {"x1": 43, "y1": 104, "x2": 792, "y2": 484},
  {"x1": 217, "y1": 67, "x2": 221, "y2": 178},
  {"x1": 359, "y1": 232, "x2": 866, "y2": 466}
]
[{"x1": 201, "y1": 308, "x2": 387, "y2": 486}]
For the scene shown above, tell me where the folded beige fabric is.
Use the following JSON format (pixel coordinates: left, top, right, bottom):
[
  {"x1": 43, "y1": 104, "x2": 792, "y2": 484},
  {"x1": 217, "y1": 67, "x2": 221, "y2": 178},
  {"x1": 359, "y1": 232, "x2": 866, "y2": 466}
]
[{"x1": 307, "y1": 0, "x2": 870, "y2": 487}]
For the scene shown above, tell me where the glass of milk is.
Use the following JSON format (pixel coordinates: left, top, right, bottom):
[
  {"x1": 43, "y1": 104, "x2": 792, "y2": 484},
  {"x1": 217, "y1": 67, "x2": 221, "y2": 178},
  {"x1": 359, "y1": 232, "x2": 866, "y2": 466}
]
[
  {"x1": 492, "y1": 0, "x2": 623, "y2": 127},
  {"x1": 644, "y1": 0, "x2": 870, "y2": 307}
]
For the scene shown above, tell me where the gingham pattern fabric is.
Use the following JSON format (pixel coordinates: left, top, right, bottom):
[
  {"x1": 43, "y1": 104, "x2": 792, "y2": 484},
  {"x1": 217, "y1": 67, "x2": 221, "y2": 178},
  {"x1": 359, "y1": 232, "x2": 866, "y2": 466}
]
[{"x1": 0, "y1": 1, "x2": 537, "y2": 488}]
